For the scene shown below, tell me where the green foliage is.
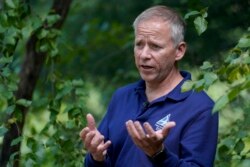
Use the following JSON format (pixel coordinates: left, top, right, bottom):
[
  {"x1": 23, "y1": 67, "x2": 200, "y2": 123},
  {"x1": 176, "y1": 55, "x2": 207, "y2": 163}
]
[
  {"x1": 20, "y1": 79, "x2": 87, "y2": 167},
  {"x1": 182, "y1": 27, "x2": 250, "y2": 166},
  {"x1": 0, "y1": 0, "x2": 87, "y2": 166},
  {"x1": 1, "y1": 0, "x2": 250, "y2": 166},
  {"x1": 185, "y1": 8, "x2": 208, "y2": 35}
]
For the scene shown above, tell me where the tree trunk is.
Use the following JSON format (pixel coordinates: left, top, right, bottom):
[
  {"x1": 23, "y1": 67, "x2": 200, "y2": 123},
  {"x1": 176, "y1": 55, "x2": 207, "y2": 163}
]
[{"x1": 0, "y1": 0, "x2": 72, "y2": 166}]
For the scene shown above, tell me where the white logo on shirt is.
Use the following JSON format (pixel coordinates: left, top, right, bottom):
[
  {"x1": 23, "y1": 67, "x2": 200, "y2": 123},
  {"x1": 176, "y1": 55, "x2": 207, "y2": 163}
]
[{"x1": 155, "y1": 114, "x2": 171, "y2": 131}]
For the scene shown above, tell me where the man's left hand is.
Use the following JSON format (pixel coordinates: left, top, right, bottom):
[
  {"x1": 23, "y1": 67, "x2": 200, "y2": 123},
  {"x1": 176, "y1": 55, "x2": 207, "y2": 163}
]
[{"x1": 126, "y1": 120, "x2": 176, "y2": 157}]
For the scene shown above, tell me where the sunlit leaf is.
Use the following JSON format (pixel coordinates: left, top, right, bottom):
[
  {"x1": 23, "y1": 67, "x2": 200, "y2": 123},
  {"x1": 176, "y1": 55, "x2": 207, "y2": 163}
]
[
  {"x1": 184, "y1": 11, "x2": 200, "y2": 19},
  {"x1": 200, "y1": 7, "x2": 208, "y2": 18},
  {"x1": 16, "y1": 99, "x2": 32, "y2": 107},
  {"x1": 238, "y1": 37, "x2": 250, "y2": 48},
  {"x1": 194, "y1": 16, "x2": 207, "y2": 35},
  {"x1": 204, "y1": 72, "x2": 218, "y2": 86},
  {"x1": 213, "y1": 95, "x2": 229, "y2": 112},
  {"x1": 194, "y1": 79, "x2": 205, "y2": 91},
  {"x1": 181, "y1": 80, "x2": 194, "y2": 92},
  {"x1": 6, "y1": 0, "x2": 16, "y2": 9},
  {"x1": 200, "y1": 61, "x2": 213, "y2": 70}
]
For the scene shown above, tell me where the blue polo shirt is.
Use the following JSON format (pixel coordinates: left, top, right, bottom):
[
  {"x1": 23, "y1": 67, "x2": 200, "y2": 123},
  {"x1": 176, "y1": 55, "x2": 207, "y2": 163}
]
[{"x1": 85, "y1": 71, "x2": 218, "y2": 167}]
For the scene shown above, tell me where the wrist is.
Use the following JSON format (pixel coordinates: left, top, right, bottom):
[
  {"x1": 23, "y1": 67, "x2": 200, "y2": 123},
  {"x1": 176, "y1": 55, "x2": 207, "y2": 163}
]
[
  {"x1": 91, "y1": 154, "x2": 105, "y2": 162},
  {"x1": 148, "y1": 146, "x2": 167, "y2": 162},
  {"x1": 150, "y1": 146, "x2": 164, "y2": 158}
]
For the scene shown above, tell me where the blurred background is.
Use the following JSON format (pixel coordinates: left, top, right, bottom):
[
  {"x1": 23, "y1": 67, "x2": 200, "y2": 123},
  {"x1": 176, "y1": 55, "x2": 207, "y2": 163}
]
[{"x1": 0, "y1": 0, "x2": 249, "y2": 166}]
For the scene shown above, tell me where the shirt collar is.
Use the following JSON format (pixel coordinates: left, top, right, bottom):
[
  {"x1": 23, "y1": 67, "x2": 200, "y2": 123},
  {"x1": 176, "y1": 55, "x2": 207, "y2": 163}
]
[{"x1": 134, "y1": 71, "x2": 193, "y2": 102}]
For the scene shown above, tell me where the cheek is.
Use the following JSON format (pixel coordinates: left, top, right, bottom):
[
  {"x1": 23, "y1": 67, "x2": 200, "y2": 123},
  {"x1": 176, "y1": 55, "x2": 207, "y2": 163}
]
[{"x1": 134, "y1": 49, "x2": 140, "y2": 62}]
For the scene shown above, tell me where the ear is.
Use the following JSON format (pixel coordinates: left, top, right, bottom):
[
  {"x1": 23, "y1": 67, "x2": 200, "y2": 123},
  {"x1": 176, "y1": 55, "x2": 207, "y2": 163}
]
[{"x1": 175, "y1": 42, "x2": 186, "y2": 61}]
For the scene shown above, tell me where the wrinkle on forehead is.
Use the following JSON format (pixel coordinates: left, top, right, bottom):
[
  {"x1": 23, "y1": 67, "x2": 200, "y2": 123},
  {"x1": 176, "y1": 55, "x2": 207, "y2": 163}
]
[{"x1": 135, "y1": 20, "x2": 170, "y2": 42}]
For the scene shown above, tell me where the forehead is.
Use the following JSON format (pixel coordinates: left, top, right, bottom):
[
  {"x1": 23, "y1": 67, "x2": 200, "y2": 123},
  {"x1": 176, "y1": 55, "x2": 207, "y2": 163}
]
[{"x1": 135, "y1": 19, "x2": 171, "y2": 41}]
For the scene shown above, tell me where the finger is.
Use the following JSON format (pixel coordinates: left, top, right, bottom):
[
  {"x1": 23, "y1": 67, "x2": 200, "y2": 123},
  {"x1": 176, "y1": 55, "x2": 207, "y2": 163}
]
[
  {"x1": 161, "y1": 121, "x2": 176, "y2": 137},
  {"x1": 84, "y1": 131, "x2": 95, "y2": 149},
  {"x1": 126, "y1": 120, "x2": 140, "y2": 139},
  {"x1": 86, "y1": 113, "x2": 96, "y2": 130},
  {"x1": 143, "y1": 122, "x2": 156, "y2": 138},
  {"x1": 134, "y1": 121, "x2": 146, "y2": 139},
  {"x1": 79, "y1": 127, "x2": 90, "y2": 139},
  {"x1": 98, "y1": 140, "x2": 111, "y2": 154},
  {"x1": 91, "y1": 135, "x2": 105, "y2": 151}
]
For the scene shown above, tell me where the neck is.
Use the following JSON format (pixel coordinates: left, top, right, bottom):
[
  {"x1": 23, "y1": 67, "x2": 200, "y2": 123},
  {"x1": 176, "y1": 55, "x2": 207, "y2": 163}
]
[{"x1": 145, "y1": 70, "x2": 183, "y2": 102}]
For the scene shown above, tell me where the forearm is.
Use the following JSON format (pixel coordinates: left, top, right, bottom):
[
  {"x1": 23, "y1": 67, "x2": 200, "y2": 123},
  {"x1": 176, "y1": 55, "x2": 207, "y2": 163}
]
[{"x1": 84, "y1": 153, "x2": 111, "y2": 167}]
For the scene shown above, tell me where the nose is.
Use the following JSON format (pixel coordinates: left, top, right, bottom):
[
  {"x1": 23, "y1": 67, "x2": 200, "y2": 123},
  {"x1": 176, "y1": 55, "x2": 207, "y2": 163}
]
[{"x1": 139, "y1": 45, "x2": 151, "y2": 59}]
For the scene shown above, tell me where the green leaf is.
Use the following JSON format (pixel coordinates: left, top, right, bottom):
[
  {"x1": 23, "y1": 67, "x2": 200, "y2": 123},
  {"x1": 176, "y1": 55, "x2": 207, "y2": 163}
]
[
  {"x1": 194, "y1": 16, "x2": 207, "y2": 35},
  {"x1": 200, "y1": 7, "x2": 208, "y2": 18},
  {"x1": 55, "y1": 86, "x2": 73, "y2": 100},
  {"x1": 181, "y1": 80, "x2": 194, "y2": 92},
  {"x1": 39, "y1": 43, "x2": 49, "y2": 52},
  {"x1": 234, "y1": 139, "x2": 245, "y2": 154},
  {"x1": 228, "y1": 87, "x2": 241, "y2": 101},
  {"x1": 184, "y1": 11, "x2": 200, "y2": 19},
  {"x1": 6, "y1": 0, "x2": 16, "y2": 9},
  {"x1": 31, "y1": 15, "x2": 43, "y2": 30},
  {"x1": 0, "y1": 13, "x2": 8, "y2": 27},
  {"x1": 0, "y1": 126, "x2": 8, "y2": 136},
  {"x1": 2, "y1": 67, "x2": 11, "y2": 77},
  {"x1": 11, "y1": 136, "x2": 23, "y2": 146},
  {"x1": 238, "y1": 37, "x2": 250, "y2": 48},
  {"x1": 65, "y1": 120, "x2": 75, "y2": 129},
  {"x1": 75, "y1": 88, "x2": 86, "y2": 96},
  {"x1": 4, "y1": 34, "x2": 16, "y2": 45},
  {"x1": 218, "y1": 144, "x2": 229, "y2": 156},
  {"x1": 9, "y1": 151, "x2": 18, "y2": 164},
  {"x1": 4, "y1": 105, "x2": 15, "y2": 114},
  {"x1": 0, "y1": 56, "x2": 13, "y2": 64},
  {"x1": 27, "y1": 137, "x2": 36, "y2": 150},
  {"x1": 37, "y1": 29, "x2": 48, "y2": 39},
  {"x1": 194, "y1": 79, "x2": 205, "y2": 91},
  {"x1": 72, "y1": 79, "x2": 84, "y2": 87},
  {"x1": 213, "y1": 95, "x2": 229, "y2": 112},
  {"x1": 204, "y1": 72, "x2": 218, "y2": 86},
  {"x1": 16, "y1": 99, "x2": 32, "y2": 107},
  {"x1": 46, "y1": 14, "x2": 61, "y2": 26},
  {"x1": 200, "y1": 61, "x2": 213, "y2": 70}
]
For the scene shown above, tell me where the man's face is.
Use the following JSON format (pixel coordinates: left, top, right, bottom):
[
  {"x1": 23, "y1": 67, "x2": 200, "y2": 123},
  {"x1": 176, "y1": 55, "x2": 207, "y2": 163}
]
[{"x1": 134, "y1": 19, "x2": 179, "y2": 84}]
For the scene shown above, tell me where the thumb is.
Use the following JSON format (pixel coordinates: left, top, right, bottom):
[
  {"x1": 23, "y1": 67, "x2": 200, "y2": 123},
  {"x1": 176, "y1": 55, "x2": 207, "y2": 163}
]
[
  {"x1": 161, "y1": 121, "x2": 176, "y2": 137},
  {"x1": 86, "y1": 113, "x2": 96, "y2": 131}
]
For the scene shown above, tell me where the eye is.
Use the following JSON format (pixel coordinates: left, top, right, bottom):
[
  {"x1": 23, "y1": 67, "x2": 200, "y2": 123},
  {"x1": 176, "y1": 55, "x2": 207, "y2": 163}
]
[
  {"x1": 150, "y1": 44, "x2": 162, "y2": 50},
  {"x1": 135, "y1": 41, "x2": 144, "y2": 49}
]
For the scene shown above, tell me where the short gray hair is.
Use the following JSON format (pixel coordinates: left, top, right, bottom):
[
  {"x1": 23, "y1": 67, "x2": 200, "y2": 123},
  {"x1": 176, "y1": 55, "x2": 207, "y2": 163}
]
[{"x1": 133, "y1": 5, "x2": 186, "y2": 47}]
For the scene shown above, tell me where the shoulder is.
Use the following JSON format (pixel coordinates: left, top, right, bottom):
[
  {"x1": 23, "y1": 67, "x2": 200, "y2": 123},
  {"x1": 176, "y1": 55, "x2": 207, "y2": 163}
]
[
  {"x1": 191, "y1": 90, "x2": 214, "y2": 104},
  {"x1": 113, "y1": 81, "x2": 140, "y2": 96},
  {"x1": 184, "y1": 90, "x2": 215, "y2": 113}
]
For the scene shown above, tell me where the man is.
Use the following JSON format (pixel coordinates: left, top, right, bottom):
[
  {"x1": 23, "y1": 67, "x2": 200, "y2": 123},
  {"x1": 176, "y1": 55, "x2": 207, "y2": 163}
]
[{"x1": 80, "y1": 5, "x2": 218, "y2": 167}]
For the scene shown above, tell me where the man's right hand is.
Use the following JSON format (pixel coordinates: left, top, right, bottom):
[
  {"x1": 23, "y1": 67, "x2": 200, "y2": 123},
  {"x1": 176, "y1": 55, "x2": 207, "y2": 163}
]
[{"x1": 79, "y1": 113, "x2": 111, "y2": 162}]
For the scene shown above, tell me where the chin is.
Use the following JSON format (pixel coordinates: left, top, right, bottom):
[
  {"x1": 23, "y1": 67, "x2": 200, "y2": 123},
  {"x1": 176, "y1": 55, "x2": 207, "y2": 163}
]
[{"x1": 141, "y1": 76, "x2": 155, "y2": 83}]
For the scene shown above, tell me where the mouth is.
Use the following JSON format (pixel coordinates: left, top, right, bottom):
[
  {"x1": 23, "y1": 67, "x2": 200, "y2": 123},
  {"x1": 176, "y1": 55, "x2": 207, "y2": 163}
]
[{"x1": 140, "y1": 65, "x2": 154, "y2": 70}]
